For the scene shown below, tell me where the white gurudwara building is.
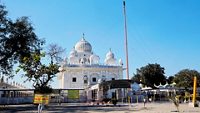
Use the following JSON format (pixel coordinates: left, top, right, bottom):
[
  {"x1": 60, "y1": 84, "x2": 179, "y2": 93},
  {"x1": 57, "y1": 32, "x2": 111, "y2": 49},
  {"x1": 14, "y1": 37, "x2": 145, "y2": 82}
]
[{"x1": 58, "y1": 36, "x2": 123, "y2": 90}]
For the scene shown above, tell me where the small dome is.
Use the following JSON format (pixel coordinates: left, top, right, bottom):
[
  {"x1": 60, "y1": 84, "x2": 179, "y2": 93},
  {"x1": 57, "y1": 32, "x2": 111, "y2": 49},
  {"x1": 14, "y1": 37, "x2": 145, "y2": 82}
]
[
  {"x1": 105, "y1": 49, "x2": 117, "y2": 65},
  {"x1": 106, "y1": 49, "x2": 114, "y2": 59},
  {"x1": 69, "y1": 56, "x2": 79, "y2": 64},
  {"x1": 69, "y1": 47, "x2": 77, "y2": 57},
  {"x1": 75, "y1": 37, "x2": 92, "y2": 53},
  {"x1": 90, "y1": 54, "x2": 100, "y2": 64},
  {"x1": 119, "y1": 59, "x2": 123, "y2": 66}
]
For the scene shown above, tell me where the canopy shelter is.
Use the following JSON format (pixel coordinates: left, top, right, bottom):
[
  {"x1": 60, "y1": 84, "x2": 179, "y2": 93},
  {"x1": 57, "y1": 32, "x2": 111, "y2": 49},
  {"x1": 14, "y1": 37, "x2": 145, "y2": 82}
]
[
  {"x1": 87, "y1": 80, "x2": 146, "y2": 103},
  {"x1": 99, "y1": 79, "x2": 132, "y2": 90}
]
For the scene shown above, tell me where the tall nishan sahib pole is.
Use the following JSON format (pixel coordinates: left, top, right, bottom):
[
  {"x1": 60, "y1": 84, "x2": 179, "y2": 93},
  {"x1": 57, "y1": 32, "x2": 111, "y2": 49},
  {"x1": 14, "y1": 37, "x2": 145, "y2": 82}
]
[{"x1": 123, "y1": 1, "x2": 129, "y2": 79}]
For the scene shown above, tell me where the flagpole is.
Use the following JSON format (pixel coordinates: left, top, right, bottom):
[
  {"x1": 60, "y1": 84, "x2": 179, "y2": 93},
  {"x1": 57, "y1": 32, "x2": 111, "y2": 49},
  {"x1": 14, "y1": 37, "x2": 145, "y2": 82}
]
[{"x1": 123, "y1": 1, "x2": 129, "y2": 79}]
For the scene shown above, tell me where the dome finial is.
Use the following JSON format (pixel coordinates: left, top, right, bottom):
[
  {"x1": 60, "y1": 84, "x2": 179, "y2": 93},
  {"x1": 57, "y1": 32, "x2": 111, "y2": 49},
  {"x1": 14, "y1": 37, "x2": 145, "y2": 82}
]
[{"x1": 82, "y1": 33, "x2": 85, "y2": 41}]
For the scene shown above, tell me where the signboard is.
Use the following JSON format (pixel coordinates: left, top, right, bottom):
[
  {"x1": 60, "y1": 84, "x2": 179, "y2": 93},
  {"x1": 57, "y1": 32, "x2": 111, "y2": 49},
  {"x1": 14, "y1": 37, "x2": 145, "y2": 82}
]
[
  {"x1": 68, "y1": 90, "x2": 79, "y2": 99},
  {"x1": 34, "y1": 94, "x2": 50, "y2": 105}
]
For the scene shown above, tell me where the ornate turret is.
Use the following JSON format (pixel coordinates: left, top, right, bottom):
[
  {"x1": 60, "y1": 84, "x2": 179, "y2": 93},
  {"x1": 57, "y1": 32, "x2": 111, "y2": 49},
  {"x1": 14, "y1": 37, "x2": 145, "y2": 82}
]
[
  {"x1": 69, "y1": 47, "x2": 79, "y2": 64},
  {"x1": 104, "y1": 49, "x2": 116, "y2": 65},
  {"x1": 90, "y1": 54, "x2": 100, "y2": 65}
]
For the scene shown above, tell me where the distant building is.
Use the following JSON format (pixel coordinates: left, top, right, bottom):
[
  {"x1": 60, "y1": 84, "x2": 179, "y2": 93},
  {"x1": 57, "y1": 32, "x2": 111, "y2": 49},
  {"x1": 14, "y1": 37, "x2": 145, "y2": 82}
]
[
  {"x1": 0, "y1": 75, "x2": 33, "y2": 104},
  {"x1": 0, "y1": 75, "x2": 31, "y2": 96}
]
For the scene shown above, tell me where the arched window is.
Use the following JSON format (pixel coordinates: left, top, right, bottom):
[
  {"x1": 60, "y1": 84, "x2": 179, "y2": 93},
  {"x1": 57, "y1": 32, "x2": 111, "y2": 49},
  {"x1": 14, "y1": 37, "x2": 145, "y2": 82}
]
[{"x1": 83, "y1": 75, "x2": 88, "y2": 84}]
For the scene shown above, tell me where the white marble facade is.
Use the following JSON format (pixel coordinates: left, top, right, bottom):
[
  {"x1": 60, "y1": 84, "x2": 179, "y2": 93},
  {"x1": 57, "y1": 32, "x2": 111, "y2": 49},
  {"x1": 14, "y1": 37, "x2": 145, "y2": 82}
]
[{"x1": 58, "y1": 35, "x2": 123, "y2": 89}]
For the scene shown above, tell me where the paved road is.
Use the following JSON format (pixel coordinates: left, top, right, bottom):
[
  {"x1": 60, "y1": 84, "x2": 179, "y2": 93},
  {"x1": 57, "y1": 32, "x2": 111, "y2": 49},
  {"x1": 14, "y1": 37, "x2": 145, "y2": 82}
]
[{"x1": 1, "y1": 102, "x2": 200, "y2": 113}]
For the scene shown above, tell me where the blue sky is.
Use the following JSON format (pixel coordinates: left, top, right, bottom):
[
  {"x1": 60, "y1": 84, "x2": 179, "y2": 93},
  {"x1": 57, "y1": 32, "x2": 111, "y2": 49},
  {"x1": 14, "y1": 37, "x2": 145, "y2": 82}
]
[{"x1": 2, "y1": 0, "x2": 200, "y2": 88}]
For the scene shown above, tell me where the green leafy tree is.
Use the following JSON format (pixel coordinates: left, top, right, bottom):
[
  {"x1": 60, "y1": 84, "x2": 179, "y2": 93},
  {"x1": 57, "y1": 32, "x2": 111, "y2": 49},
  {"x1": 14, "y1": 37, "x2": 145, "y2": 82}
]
[
  {"x1": 132, "y1": 63, "x2": 166, "y2": 87},
  {"x1": 18, "y1": 44, "x2": 65, "y2": 94},
  {"x1": 167, "y1": 76, "x2": 175, "y2": 84},
  {"x1": 173, "y1": 69, "x2": 200, "y2": 89},
  {"x1": 0, "y1": 4, "x2": 43, "y2": 77},
  {"x1": 0, "y1": 4, "x2": 64, "y2": 93}
]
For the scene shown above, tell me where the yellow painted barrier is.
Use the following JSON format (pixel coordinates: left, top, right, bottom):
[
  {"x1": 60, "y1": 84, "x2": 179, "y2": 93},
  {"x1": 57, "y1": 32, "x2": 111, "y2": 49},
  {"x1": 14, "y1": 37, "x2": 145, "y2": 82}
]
[{"x1": 34, "y1": 94, "x2": 50, "y2": 105}]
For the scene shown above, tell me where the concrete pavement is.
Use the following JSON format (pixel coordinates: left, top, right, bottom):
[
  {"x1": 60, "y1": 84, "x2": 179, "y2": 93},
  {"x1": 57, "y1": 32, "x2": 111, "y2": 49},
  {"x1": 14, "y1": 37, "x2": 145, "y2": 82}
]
[{"x1": 0, "y1": 102, "x2": 200, "y2": 113}]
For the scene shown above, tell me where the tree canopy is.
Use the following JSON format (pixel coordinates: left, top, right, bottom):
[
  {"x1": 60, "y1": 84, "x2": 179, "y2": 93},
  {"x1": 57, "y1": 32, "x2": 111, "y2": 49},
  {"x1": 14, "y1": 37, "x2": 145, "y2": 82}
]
[
  {"x1": 17, "y1": 44, "x2": 64, "y2": 93},
  {"x1": 132, "y1": 63, "x2": 166, "y2": 87},
  {"x1": 0, "y1": 4, "x2": 43, "y2": 77},
  {"x1": 173, "y1": 69, "x2": 200, "y2": 89},
  {"x1": 0, "y1": 4, "x2": 64, "y2": 93}
]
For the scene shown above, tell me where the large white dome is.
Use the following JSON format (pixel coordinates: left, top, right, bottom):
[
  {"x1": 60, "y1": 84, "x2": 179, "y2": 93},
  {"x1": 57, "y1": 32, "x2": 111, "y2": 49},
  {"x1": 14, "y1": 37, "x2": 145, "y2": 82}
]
[{"x1": 75, "y1": 37, "x2": 92, "y2": 53}]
